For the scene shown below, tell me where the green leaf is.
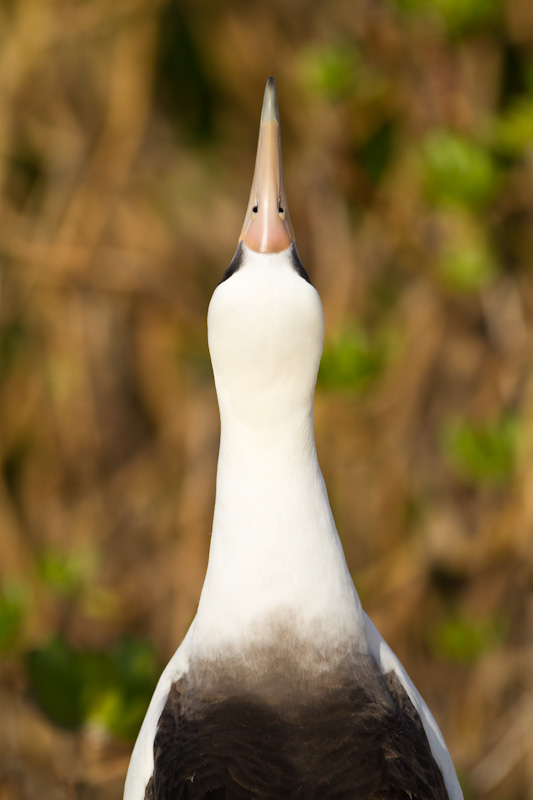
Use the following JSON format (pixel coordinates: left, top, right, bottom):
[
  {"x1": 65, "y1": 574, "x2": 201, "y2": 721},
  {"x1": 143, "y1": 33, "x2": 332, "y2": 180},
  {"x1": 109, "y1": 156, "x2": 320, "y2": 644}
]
[
  {"x1": 299, "y1": 43, "x2": 359, "y2": 99},
  {"x1": 318, "y1": 325, "x2": 390, "y2": 392},
  {"x1": 0, "y1": 582, "x2": 27, "y2": 653},
  {"x1": 437, "y1": 235, "x2": 496, "y2": 293},
  {"x1": 26, "y1": 636, "x2": 160, "y2": 740},
  {"x1": 26, "y1": 637, "x2": 86, "y2": 728},
  {"x1": 359, "y1": 121, "x2": 396, "y2": 184},
  {"x1": 435, "y1": 0, "x2": 500, "y2": 34},
  {"x1": 421, "y1": 131, "x2": 499, "y2": 208},
  {"x1": 442, "y1": 416, "x2": 518, "y2": 484},
  {"x1": 37, "y1": 552, "x2": 84, "y2": 597},
  {"x1": 0, "y1": 320, "x2": 27, "y2": 379},
  {"x1": 428, "y1": 613, "x2": 506, "y2": 662},
  {"x1": 394, "y1": 0, "x2": 501, "y2": 35},
  {"x1": 493, "y1": 96, "x2": 533, "y2": 156}
]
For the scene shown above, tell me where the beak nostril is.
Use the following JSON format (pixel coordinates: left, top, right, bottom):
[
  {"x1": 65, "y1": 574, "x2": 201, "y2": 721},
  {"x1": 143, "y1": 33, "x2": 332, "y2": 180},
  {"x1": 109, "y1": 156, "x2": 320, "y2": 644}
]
[{"x1": 240, "y1": 79, "x2": 293, "y2": 253}]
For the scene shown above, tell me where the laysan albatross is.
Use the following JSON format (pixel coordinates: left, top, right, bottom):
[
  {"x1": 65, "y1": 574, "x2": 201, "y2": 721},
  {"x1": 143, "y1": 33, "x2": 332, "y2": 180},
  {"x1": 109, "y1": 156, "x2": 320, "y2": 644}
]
[{"x1": 124, "y1": 78, "x2": 463, "y2": 800}]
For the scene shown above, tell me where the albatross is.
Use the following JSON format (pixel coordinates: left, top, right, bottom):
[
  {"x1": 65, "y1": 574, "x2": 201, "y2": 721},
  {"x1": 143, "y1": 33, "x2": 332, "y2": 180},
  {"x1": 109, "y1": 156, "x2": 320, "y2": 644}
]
[{"x1": 124, "y1": 77, "x2": 463, "y2": 800}]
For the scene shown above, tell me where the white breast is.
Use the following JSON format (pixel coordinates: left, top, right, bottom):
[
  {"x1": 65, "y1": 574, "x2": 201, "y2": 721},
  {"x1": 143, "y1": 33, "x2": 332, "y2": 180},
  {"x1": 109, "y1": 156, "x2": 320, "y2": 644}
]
[
  {"x1": 192, "y1": 245, "x2": 367, "y2": 658},
  {"x1": 207, "y1": 247, "x2": 324, "y2": 427}
]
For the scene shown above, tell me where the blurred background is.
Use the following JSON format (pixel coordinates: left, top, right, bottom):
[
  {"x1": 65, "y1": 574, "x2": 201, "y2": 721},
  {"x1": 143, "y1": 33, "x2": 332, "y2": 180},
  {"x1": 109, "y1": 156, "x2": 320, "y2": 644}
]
[{"x1": 0, "y1": 0, "x2": 532, "y2": 797}]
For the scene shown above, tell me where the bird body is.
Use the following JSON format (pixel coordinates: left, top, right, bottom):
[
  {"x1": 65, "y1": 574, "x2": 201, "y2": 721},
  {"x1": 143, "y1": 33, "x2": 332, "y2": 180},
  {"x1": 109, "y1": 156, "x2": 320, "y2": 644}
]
[{"x1": 124, "y1": 79, "x2": 463, "y2": 800}]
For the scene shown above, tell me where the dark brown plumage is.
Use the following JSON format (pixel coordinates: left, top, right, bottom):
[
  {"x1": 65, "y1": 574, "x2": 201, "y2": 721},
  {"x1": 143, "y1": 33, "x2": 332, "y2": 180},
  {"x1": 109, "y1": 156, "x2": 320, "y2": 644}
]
[{"x1": 145, "y1": 652, "x2": 448, "y2": 800}]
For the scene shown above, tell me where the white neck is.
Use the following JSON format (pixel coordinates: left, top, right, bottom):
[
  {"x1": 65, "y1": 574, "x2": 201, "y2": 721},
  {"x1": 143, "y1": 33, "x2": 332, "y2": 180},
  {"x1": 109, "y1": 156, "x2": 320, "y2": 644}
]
[{"x1": 191, "y1": 248, "x2": 366, "y2": 659}]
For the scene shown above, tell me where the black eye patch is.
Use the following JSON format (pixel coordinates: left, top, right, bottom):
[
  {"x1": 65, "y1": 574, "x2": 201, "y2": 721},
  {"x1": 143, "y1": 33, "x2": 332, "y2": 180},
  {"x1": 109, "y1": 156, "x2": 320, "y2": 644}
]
[
  {"x1": 218, "y1": 241, "x2": 244, "y2": 285},
  {"x1": 290, "y1": 244, "x2": 312, "y2": 284},
  {"x1": 217, "y1": 242, "x2": 312, "y2": 287}
]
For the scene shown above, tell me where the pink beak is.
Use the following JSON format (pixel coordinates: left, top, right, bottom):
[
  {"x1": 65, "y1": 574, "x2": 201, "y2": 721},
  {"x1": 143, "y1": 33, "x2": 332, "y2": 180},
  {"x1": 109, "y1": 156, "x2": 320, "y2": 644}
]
[{"x1": 240, "y1": 78, "x2": 295, "y2": 254}]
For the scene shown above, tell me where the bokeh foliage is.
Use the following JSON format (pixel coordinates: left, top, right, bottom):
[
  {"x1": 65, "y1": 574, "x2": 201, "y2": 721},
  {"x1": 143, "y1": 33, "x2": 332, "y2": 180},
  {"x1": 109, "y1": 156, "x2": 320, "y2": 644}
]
[{"x1": 0, "y1": 0, "x2": 532, "y2": 797}]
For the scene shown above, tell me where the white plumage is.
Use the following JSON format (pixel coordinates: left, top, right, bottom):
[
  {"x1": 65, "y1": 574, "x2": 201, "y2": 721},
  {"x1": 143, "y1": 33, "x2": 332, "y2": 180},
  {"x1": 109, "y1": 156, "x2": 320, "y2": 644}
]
[{"x1": 124, "y1": 78, "x2": 463, "y2": 800}]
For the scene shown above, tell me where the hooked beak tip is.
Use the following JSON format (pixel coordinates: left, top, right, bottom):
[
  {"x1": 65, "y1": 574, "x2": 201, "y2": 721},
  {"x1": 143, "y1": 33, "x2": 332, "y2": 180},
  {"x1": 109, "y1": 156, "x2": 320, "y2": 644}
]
[
  {"x1": 261, "y1": 77, "x2": 280, "y2": 125},
  {"x1": 240, "y1": 77, "x2": 294, "y2": 254}
]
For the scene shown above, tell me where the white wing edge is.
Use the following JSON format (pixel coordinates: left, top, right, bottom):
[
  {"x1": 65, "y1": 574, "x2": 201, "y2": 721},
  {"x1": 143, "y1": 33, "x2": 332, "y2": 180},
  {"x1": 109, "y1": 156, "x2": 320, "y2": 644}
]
[
  {"x1": 363, "y1": 612, "x2": 463, "y2": 800},
  {"x1": 123, "y1": 615, "x2": 463, "y2": 799},
  {"x1": 123, "y1": 622, "x2": 196, "y2": 800}
]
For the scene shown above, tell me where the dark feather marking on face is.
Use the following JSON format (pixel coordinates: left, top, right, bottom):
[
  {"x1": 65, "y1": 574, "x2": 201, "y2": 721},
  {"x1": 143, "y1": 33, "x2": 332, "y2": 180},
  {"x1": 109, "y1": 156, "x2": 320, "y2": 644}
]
[
  {"x1": 218, "y1": 241, "x2": 244, "y2": 285},
  {"x1": 145, "y1": 647, "x2": 449, "y2": 800},
  {"x1": 218, "y1": 241, "x2": 311, "y2": 288},
  {"x1": 290, "y1": 244, "x2": 312, "y2": 285}
]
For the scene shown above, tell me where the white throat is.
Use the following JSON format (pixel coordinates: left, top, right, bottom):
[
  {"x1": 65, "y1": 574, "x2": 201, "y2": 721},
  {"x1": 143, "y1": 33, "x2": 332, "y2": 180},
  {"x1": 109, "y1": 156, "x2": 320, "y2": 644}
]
[{"x1": 191, "y1": 246, "x2": 366, "y2": 659}]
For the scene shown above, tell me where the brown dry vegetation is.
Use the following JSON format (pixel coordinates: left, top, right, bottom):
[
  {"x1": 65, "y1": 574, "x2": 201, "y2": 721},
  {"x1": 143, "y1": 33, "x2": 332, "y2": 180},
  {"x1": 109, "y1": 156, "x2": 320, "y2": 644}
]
[{"x1": 0, "y1": 0, "x2": 532, "y2": 798}]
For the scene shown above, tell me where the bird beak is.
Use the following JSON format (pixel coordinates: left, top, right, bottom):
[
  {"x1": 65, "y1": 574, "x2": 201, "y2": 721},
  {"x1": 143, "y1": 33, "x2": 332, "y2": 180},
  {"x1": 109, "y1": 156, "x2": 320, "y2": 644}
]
[{"x1": 240, "y1": 77, "x2": 295, "y2": 253}]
